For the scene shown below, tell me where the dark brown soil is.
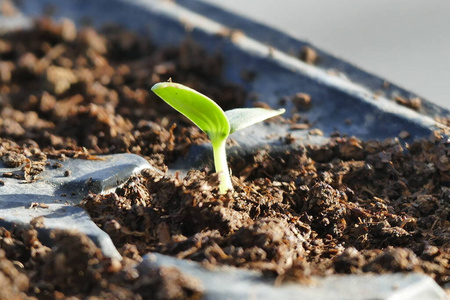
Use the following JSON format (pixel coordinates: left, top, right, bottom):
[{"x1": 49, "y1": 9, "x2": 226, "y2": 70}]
[{"x1": 0, "y1": 18, "x2": 449, "y2": 299}]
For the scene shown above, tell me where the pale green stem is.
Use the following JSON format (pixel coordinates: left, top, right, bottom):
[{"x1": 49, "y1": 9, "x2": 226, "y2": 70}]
[{"x1": 211, "y1": 137, "x2": 233, "y2": 194}]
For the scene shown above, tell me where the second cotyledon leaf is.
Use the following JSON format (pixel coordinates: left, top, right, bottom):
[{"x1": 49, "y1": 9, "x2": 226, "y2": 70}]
[
  {"x1": 225, "y1": 107, "x2": 285, "y2": 134},
  {"x1": 151, "y1": 82, "x2": 285, "y2": 193}
]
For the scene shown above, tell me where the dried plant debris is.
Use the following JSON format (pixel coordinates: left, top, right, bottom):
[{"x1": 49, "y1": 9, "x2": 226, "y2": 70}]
[{"x1": 0, "y1": 17, "x2": 449, "y2": 299}]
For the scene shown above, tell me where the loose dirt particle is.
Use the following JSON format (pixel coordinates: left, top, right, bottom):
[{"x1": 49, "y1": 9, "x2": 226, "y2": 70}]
[
  {"x1": 309, "y1": 128, "x2": 323, "y2": 136},
  {"x1": 291, "y1": 92, "x2": 312, "y2": 111},
  {"x1": 299, "y1": 46, "x2": 319, "y2": 65},
  {"x1": 45, "y1": 66, "x2": 78, "y2": 94},
  {"x1": 1, "y1": 151, "x2": 26, "y2": 167},
  {"x1": 395, "y1": 96, "x2": 422, "y2": 110}
]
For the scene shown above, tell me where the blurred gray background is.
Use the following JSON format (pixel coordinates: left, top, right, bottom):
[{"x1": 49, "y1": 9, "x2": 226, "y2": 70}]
[{"x1": 201, "y1": 0, "x2": 450, "y2": 110}]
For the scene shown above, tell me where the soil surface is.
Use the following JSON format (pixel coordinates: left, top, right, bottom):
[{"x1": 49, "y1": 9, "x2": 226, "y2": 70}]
[{"x1": 0, "y1": 17, "x2": 449, "y2": 299}]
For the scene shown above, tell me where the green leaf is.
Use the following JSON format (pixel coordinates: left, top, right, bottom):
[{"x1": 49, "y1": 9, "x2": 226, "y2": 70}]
[
  {"x1": 151, "y1": 82, "x2": 230, "y2": 141},
  {"x1": 225, "y1": 107, "x2": 285, "y2": 134}
]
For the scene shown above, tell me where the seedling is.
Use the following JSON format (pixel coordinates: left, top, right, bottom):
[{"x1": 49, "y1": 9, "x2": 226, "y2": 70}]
[{"x1": 151, "y1": 82, "x2": 285, "y2": 194}]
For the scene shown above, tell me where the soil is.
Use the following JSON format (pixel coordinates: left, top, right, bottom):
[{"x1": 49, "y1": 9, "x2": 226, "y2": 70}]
[{"x1": 0, "y1": 17, "x2": 449, "y2": 299}]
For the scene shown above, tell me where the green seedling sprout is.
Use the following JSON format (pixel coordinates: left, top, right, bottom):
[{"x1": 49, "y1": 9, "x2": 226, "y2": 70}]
[{"x1": 151, "y1": 82, "x2": 285, "y2": 194}]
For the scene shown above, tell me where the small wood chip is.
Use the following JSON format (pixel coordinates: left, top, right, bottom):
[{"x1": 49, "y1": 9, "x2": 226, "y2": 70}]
[{"x1": 290, "y1": 123, "x2": 310, "y2": 130}]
